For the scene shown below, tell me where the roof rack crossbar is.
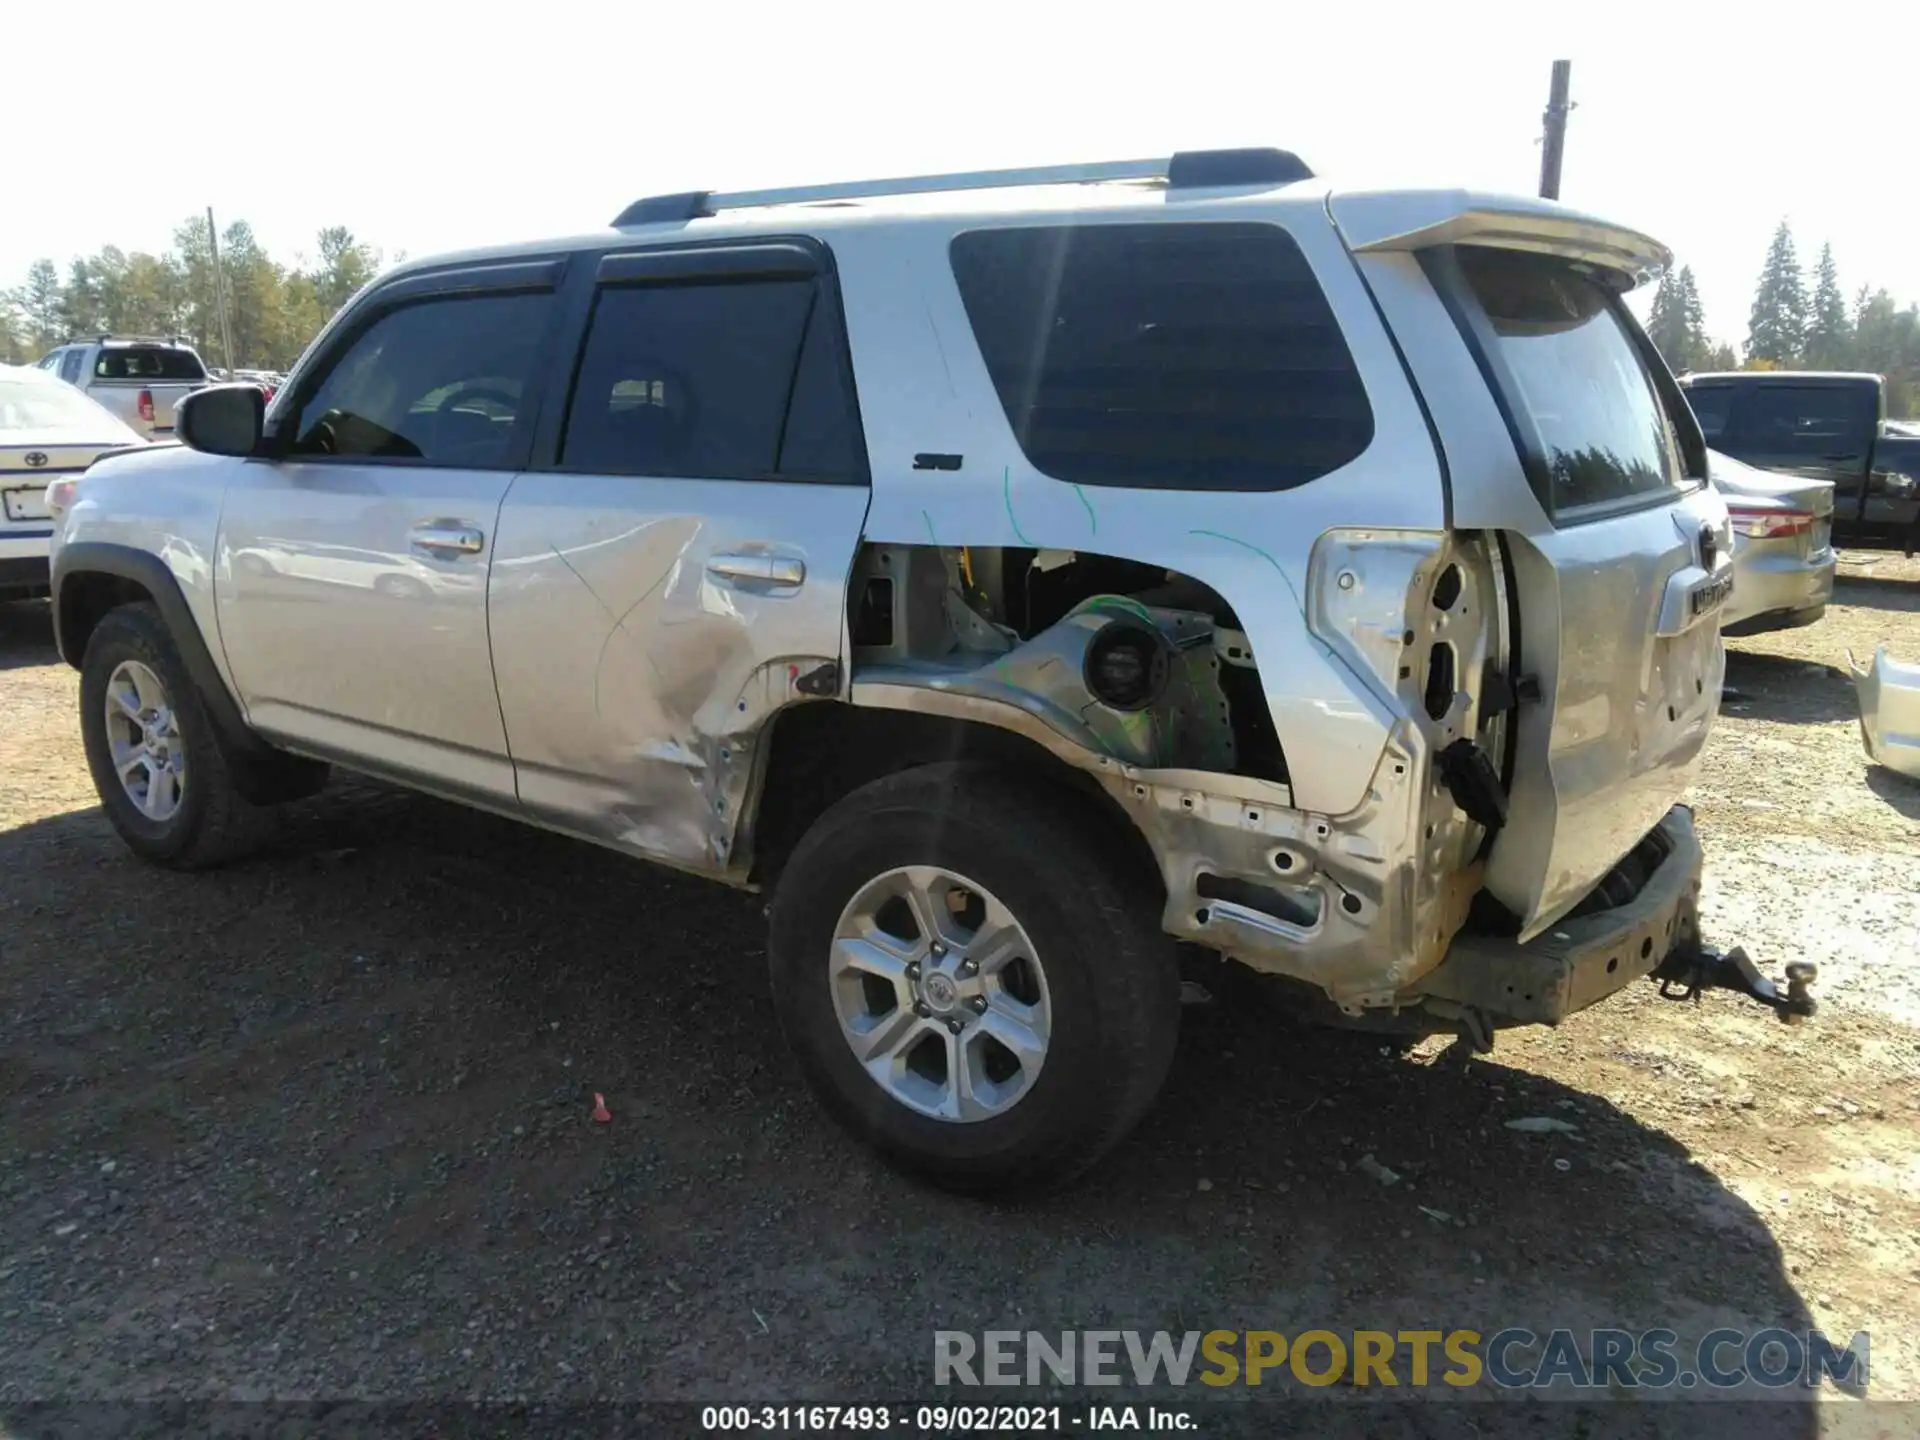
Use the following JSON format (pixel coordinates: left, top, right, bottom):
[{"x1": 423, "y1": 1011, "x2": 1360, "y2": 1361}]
[{"x1": 612, "y1": 148, "x2": 1312, "y2": 228}]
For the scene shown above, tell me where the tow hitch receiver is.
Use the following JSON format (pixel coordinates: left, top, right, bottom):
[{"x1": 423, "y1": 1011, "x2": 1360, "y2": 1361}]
[{"x1": 1654, "y1": 944, "x2": 1818, "y2": 1022}]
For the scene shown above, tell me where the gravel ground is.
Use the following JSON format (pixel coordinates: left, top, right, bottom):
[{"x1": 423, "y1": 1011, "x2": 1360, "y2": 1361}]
[{"x1": 1, "y1": 559, "x2": 1917, "y2": 1434}]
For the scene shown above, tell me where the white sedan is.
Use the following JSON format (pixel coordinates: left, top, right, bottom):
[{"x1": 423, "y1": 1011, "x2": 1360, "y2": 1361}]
[{"x1": 0, "y1": 364, "x2": 146, "y2": 600}]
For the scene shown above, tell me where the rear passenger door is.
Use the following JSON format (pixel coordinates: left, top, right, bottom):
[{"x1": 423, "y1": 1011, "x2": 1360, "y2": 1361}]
[{"x1": 488, "y1": 239, "x2": 870, "y2": 872}]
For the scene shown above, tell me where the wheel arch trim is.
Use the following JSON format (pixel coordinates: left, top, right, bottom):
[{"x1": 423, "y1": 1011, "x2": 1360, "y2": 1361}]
[{"x1": 52, "y1": 541, "x2": 267, "y2": 761}]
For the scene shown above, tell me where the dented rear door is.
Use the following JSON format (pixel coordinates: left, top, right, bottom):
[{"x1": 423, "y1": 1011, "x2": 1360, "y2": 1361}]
[
  {"x1": 1334, "y1": 195, "x2": 1730, "y2": 938},
  {"x1": 487, "y1": 238, "x2": 869, "y2": 874}
]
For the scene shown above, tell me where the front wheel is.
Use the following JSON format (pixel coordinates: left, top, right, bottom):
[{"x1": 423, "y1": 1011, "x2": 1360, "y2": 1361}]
[
  {"x1": 768, "y1": 764, "x2": 1180, "y2": 1192},
  {"x1": 78, "y1": 602, "x2": 273, "y2": 868}
]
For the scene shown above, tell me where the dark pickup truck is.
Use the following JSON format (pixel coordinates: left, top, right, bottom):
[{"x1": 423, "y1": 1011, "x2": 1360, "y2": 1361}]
[{"x1": 1678, "y1": 371, "x2": 1920, "y2": 552}]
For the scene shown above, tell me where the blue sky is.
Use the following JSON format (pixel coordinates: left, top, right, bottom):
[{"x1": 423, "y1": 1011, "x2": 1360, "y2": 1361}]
[{"x1": 11, "y1": 0, "x2": 1916, "y2": 349}]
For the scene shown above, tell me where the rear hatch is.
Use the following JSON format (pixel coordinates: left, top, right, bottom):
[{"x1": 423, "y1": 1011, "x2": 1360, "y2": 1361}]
[
  {"x1": 1331, "y1": 192, "x2": 1731, "y2": 939},
  {"x1": 90, "y1": 345, "x2": 208, "y2": 437}
]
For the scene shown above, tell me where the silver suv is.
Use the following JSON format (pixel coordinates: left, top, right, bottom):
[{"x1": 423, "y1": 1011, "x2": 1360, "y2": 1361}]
[{"x1": 50, "y1": 149, "x2": 1751, "y2": 1190}]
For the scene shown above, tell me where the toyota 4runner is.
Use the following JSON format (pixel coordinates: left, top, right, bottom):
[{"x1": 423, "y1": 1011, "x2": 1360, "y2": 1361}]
[{"x1": 48, "y1": 149, "x2": 1807, "y2": 1191}]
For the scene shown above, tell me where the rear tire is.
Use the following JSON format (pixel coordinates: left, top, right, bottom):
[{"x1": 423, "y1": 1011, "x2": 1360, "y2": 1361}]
[
  {"x1": 79, "y1": 602, "x2": 275, "y2": 869},
  {"x1": 768, "y1": 763, "x2": 1180, "y2": 1193}
]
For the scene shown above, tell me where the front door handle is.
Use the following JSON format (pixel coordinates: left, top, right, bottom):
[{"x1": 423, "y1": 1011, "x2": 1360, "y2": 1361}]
[
  {"x1": 411, "y1": 522, "x2": 485, "y2": 558},
  {"x1": 706, "y1": 553, "x2": 805, "y2": 587}
]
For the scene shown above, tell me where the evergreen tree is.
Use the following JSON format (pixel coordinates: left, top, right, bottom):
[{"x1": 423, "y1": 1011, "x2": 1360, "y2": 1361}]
[
  {"x1": 1804, "y1": 244, "x2": 1850, "y2": 369},
  {"x1": 1645, "y1": 269, "x2": 1689, "y2": 372},
  {"x1": 1746, "y1": 221, "x2": 1807, "y2": 364},
  {"x1": 18, "y1": 259, "x2": 64, "y2": 353},
  {"x1": 0, "y1": 299, "x2": 23, "y2": 364},
  {"x1": 1677, "y1": 267, "x2": 1709, "y2": 371},
  {"x1": 310, "y1": 227, "x2": 379, "y2": 314}
]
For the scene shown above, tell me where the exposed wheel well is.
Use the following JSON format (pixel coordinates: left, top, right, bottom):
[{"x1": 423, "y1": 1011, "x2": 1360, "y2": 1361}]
[
  {"x1": 57, "y1": 571, "x2": 156, "y2": 669},
  {"x1": 747, "y1": 701, "x2": 1163, "y2": 899}
]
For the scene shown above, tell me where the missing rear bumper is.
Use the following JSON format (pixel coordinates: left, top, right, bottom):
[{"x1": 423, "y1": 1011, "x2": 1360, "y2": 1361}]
[{"x1": 1412, "y1": 806, "x2": 1701, "y2": 1026}]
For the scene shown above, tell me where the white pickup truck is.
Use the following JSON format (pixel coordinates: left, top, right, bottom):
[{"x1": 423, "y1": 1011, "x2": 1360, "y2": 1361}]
[{"x1": 36, "y1": 336, "x2": 210, "y2": 440}]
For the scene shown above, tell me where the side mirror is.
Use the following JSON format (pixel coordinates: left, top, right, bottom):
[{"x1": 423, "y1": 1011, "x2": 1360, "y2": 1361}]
[{"x1": 176, "y1": 383, "x2": 266, "y2": 457}]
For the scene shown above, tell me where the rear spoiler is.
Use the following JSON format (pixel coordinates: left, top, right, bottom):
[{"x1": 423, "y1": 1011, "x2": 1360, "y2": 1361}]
[{"x1": 1328, "y1": 189, "x2": 1671, "y2": 287}]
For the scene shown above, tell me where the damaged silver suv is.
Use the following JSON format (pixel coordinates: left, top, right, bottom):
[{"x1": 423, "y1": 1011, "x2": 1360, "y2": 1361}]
[{"x1": 49, "y1": 148, "x2": 1797, "y2": 1190}]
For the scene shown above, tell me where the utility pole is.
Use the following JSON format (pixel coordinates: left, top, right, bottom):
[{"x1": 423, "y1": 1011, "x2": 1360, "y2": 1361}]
[
  {"x1": 1538, "y1": 59, "x2": 1572, "y2": 200},
  {"x1": 206, "y1": 206, "x2": 238, "y2": 372}
]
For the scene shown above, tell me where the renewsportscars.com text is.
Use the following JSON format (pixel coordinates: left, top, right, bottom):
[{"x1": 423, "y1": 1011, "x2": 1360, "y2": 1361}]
[{"x1": 933, "y1": 1328, "x2": 1869, "y2": 1393}]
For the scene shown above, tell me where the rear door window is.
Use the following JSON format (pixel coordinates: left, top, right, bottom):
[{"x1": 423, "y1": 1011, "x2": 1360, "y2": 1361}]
[
  {"x1": 1451, "y1": 246, "x2": 1686, "y2": 516},
  {"x1": 949, "y1": 222, "x2": 1374, "y2": 491},
  {"x1": 559, "y1": 277, "x2": 863, "y2": 482},
  {"x1": 95, "y1": 347, "x2": 207, "y2": 382},
  {"x1": 1726, "y1": 384, "x2": 1876, "y2": 458}
]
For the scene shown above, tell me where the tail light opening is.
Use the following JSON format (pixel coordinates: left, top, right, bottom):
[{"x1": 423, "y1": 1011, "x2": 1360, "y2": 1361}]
[
  {"x1": 1727, "y1": 506, "x2": 1815, "y2": 540},
  {"x1": 137, "y1": 388, "x2": 155, "y2": 424},
  {"x1": 45, "y1": 477, "x2": 81, "y2": 518}
]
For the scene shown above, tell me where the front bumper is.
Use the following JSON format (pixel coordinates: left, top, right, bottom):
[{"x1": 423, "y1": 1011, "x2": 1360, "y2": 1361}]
[{"x1": 1412, "y1": 806, "x2": 1701, "y2": 1025}]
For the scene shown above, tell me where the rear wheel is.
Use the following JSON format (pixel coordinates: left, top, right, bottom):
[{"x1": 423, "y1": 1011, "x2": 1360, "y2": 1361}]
[
  {"x1": 768, "y1": 764, "x2": 1180, "y2": 1192},
  {"x1": 79, "y1": 603, "x2": 275, "y2": 868}
]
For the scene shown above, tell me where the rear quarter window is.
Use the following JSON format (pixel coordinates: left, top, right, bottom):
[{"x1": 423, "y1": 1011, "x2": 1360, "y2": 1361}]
[{"x1": 949, "y1": 222, "x2": 1374, "y2": 492}]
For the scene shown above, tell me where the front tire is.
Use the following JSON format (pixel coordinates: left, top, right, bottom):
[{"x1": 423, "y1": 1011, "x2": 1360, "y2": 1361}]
[
  {"x1": 768, "y1": 764, "x2": 1180, "y2": 1193},
  {"x1": 79, "y1": 602, "x2": 273, "y2": 869}
]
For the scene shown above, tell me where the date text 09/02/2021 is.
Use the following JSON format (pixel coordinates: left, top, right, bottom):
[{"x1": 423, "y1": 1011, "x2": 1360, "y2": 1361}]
[{"x1": 701, "y1": 1406, "x2": 1188, "y2": 1432}]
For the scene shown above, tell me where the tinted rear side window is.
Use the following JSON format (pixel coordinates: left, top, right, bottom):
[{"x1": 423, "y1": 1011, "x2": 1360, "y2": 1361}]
[
  {"x1": 950, "y1": 223, "x2": 1374, "y2": 491},
  {"x1": 95, "y1": 346, "x2": 206, "y2": 381},
  {"x1": 561, "y1": 279, "x2": 862, "y2": 482}
]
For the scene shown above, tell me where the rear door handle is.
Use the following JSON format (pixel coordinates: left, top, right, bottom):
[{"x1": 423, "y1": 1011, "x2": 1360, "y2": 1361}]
[
  {"x1": 411, "y1": 522, "x2": 485, "y2": 557},
  {"x1": 706, "y1": 553, "x2": 805, "y2": 587}
]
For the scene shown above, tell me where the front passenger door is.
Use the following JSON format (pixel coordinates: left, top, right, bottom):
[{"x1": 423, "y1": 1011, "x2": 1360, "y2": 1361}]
[{"x1": 216, "y1": 264, "x2": 563, "y2": 805}]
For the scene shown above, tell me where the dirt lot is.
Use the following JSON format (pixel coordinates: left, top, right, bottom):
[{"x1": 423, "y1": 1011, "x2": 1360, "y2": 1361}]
[{"x1": 2, "y1": 558, "x2": 1917, "y2": 1434}]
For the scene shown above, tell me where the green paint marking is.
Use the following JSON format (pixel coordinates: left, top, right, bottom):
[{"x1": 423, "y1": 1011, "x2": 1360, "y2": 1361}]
[
  {"x1": 1072, "y1": 484, "x2": 1098, "y2": 535},
  {"x1": 1002, "y1": 467, "x2": 1036, "y2": 547},
  {"x1": 922, "y1": 508, "x2": 939, "y2": 545},
  {"x1": 1187, "y1": 527, "x2": 1307, "y2": 616}
]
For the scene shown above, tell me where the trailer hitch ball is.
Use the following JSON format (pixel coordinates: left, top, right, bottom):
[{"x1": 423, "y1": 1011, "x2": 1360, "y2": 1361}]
[{"x1": 1655, "y1": 944, "x2": 1818, "y2": 1022}]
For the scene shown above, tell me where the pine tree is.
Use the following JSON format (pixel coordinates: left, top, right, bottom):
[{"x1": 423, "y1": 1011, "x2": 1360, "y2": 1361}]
[
  {"x1": 1804, "y1": 243, "x2": 1850, "y2": 369},
  {"x1": 18, "y1": 259, "x2": 64, "y2": 353},
  {"x1": 1747, "y1": 221, "x2": 1808, "y2": 365},
  {"x1": 1645, "y1": 270, "x2": 1689, "y2": 372},
  {"x1": 1677, "y1": 267, "x2": 1710, "y2": 372}
]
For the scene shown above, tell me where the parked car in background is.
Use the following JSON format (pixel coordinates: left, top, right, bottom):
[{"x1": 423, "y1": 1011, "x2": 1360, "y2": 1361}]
[
  {"x1": 0, "y1": 365, "x2": 145, "y2": 599},
  {"x1": 36, "y1": 336, "x2": 209, "y2": 441},
  {"x1": 1709, "y1": 449, "x2": 1836, "y2": 634},
  {"x1": 234, "y1": 370, "x2": 284, "y2": 402},
  {"x1": 1679, "y1": 371, "x2": 1920, "y2": 553}
]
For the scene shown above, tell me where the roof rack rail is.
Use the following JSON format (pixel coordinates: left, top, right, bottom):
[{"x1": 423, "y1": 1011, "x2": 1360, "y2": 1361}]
[
  {"x1": 61, "y1": 333, "x2": 195, "y2": 347},
  {"x1": 612, "y1": 147, "x2": 1312, "y2": 227}
]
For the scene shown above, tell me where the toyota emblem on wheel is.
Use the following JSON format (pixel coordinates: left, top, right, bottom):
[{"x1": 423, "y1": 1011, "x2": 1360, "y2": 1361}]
[{"x1": 24, "y1": 451, "x2": 48, "y2": 468}]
